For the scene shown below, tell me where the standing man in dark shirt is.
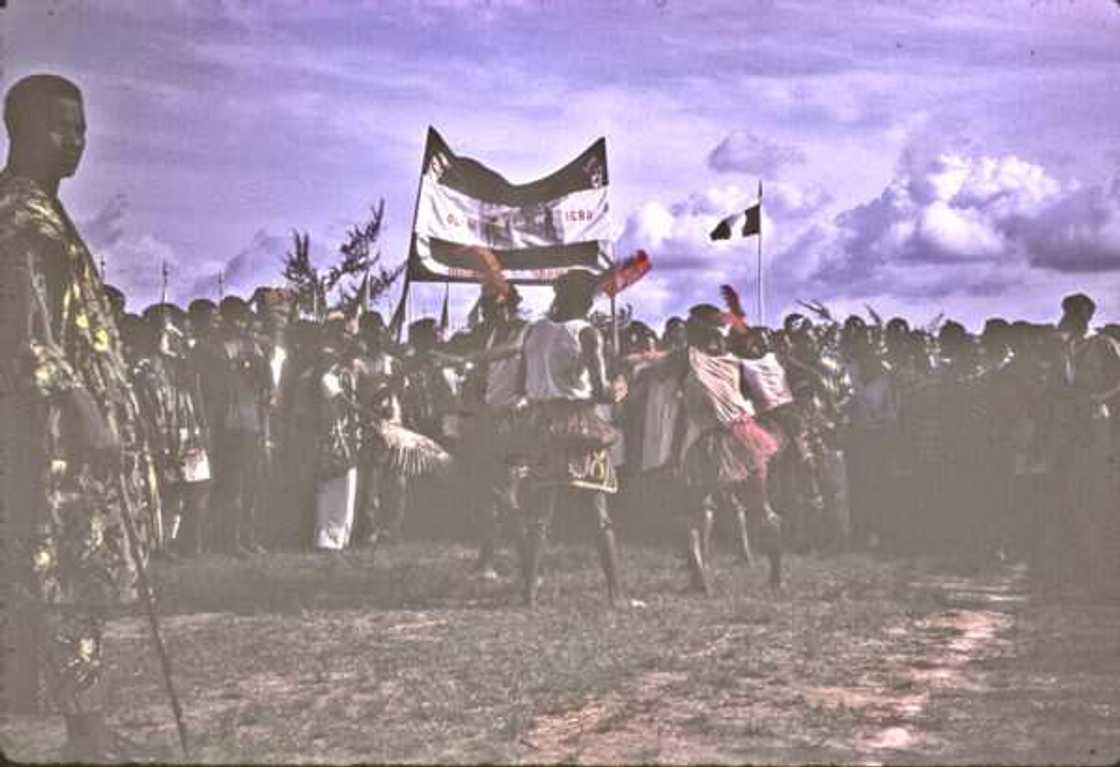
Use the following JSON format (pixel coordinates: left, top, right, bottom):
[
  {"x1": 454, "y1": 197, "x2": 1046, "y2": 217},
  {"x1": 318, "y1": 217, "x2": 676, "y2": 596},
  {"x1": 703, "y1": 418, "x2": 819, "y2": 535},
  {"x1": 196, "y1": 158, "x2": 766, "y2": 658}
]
[
  {"x1": 459, "y1": 285, "x2": 529, "y2": 579},
  {"x1": 1054, "y1": 294, "x2": 1120, "y2": 590},
  {"x1": 214, "y1": 296, "x2": 272, "y2": 555}
]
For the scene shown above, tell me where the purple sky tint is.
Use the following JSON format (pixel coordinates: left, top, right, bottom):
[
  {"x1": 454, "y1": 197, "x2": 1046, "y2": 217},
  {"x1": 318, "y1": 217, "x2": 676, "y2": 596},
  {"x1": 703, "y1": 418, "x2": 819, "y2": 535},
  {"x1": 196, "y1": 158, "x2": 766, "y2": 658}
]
[{"x1": 3, "y1": 0, "x2": 1120, "y2": 330}]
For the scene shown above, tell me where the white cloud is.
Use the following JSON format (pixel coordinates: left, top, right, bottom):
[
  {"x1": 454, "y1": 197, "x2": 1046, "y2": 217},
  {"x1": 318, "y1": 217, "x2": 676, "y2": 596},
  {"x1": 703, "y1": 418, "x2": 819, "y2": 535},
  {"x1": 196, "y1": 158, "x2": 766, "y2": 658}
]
[
  {"x1": 1017, "y1": 177, "x2": 1120, "y2": 273},
  {"x1": 612, "y1": 179, "x2": 831, "y2": 325},
  {"x1": 620, "y1": 180, "x2": 830, "y2": 268},
  {"x1": 772, "y1": 151, "x2": 1120, "y2": 320},
  {"x1": 707, "y1": 130, "x2": 806, "y2": 176}
]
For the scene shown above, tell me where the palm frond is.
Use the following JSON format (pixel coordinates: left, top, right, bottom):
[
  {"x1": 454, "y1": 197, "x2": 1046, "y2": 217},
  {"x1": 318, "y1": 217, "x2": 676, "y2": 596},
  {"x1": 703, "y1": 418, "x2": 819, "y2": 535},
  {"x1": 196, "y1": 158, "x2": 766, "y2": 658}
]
[
  {"x1": 282, "y1": 230, "x2": 320, "y2": 317},
  {"x1": 326, "y1": 199, "x2": 386, "y2": 294}
]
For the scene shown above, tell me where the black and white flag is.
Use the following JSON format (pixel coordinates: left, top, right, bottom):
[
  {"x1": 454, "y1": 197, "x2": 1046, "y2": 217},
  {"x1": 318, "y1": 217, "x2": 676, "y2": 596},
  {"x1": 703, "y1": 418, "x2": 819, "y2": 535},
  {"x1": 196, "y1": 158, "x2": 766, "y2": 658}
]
[
  {"x1": 409, "y1": 127, "x2": 613, "y2": 284},
  {"x1": 709, "y1": 202, "x2": 761, "y2": 241}
]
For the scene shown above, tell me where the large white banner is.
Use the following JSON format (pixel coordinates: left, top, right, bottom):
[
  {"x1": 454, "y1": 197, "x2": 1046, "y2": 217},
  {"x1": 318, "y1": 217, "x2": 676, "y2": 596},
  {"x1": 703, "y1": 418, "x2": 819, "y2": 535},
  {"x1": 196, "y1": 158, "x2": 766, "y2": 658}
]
[{"x1": 408, "y1": 128, "x2": 613, "y2": 284}]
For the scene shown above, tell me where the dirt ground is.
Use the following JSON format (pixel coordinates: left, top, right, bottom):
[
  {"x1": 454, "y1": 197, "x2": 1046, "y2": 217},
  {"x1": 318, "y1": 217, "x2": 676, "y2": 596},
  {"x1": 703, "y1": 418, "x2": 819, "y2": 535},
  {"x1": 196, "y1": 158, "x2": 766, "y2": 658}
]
[{"x1": 2, "y1": 540, "x2": 1118, "y2": 765}]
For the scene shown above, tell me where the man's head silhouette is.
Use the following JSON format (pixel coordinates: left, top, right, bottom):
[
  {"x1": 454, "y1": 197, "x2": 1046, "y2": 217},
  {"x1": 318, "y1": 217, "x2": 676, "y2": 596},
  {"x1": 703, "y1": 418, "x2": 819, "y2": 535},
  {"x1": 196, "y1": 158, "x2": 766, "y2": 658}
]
[
  {"x1": 4, "y1": 74, "x2": 85, "y2": 191},
  {"x1": 1059, "y1": 292, "x2": 1096, "y2": 338}
]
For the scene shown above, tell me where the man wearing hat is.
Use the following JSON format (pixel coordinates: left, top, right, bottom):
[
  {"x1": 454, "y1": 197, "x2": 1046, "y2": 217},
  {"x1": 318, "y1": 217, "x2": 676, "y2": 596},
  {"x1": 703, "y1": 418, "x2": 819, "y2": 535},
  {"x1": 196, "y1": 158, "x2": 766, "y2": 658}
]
[
  {"x1": 517, "y1": 268, "x2": 627, "y2": 606},
  {"x1": 402, "y1": 317, "x2": 460, "y2": 444},
  {"x1": 1054, "y1": 293, "x2": 1120, "y2": 591},
  {"x1": 187, "y1": 298, "x2": 225, "y2": 423},
  {"x1": 214, "y1": 296, "x2": 272, "y2": 555}
]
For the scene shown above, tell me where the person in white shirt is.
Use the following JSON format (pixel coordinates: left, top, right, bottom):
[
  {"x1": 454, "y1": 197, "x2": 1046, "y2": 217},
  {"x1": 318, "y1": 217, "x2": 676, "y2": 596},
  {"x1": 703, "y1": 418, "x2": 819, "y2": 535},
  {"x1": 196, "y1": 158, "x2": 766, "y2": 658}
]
[
  {"x1": 670, "y1": 306, "x2": 783, "y2": 593},
  {"x1": 516, "y1": 269, "x2": 627, "y2": 607},
  {"x1": 734, "y1": 327, "x2": 829, "y2": 554}
]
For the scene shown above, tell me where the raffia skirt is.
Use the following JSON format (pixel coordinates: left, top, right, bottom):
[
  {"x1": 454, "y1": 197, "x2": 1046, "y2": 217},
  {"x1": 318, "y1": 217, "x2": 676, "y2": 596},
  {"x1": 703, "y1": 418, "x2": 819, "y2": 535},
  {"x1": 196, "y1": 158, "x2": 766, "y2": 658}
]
[
  {"x1": 366, "y1": 421, "x2": 453, "y2": 479},
  {"x1": 516, "y1": 400, "x2": 620, "y2": 493},
  {"x1": 683, "y1": 414, "x2": 780, "y2": 490}
]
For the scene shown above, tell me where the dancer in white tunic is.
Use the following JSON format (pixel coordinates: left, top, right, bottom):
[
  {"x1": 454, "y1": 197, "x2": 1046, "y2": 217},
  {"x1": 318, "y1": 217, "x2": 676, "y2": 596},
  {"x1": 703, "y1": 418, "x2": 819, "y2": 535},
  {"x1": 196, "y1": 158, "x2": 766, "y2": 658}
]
[
  {"x1": 516, "y1": 269, "x2": 627, "y2": 607},
  {"x1": 638, "y1": 305, "x2": 783, "y2": 594}
]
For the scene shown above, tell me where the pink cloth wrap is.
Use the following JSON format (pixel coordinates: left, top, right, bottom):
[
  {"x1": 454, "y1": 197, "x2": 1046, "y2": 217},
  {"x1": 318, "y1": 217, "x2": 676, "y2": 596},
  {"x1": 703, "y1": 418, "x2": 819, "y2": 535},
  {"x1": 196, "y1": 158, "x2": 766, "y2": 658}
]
[{"x1": 730, "y1": 412, "x2": 781, "y2": 464}]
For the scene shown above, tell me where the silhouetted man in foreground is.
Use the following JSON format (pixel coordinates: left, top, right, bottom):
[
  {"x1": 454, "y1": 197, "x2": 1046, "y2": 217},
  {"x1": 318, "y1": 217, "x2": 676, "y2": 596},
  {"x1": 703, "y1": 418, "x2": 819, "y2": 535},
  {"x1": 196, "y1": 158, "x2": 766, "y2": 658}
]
[{"x1": 0, "y1": 74, "x2": 160, "y2": 760}]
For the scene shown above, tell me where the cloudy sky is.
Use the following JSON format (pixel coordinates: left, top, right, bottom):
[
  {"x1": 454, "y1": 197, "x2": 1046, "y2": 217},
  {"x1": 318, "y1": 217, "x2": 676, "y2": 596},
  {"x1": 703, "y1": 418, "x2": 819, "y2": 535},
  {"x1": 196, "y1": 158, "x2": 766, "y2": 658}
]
[{"x1": 3, "y1": 0, "x2": 1120, "y2": 329}]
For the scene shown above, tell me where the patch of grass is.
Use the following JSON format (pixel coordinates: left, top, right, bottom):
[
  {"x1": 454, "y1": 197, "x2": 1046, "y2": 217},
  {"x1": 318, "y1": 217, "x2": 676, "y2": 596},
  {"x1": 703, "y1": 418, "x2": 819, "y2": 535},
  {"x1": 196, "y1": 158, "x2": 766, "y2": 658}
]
[{"x1": 9, "y1": 542, "x2": 1112, "y2": 764}]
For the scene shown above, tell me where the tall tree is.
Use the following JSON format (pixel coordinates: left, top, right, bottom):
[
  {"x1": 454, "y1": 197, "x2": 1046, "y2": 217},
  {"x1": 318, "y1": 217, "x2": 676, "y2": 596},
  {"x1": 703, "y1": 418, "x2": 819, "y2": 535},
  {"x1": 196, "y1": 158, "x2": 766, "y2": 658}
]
[{"x1": 282, "y1": 199, "x2": 403, "y2": 319}]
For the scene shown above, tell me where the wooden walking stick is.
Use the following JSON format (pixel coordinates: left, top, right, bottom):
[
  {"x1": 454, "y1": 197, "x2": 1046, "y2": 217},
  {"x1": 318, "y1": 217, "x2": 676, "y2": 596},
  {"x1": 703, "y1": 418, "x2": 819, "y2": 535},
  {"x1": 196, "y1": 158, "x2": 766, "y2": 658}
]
[{"x1": 116, "y1": 474, "x2": 191, "y2": 760}]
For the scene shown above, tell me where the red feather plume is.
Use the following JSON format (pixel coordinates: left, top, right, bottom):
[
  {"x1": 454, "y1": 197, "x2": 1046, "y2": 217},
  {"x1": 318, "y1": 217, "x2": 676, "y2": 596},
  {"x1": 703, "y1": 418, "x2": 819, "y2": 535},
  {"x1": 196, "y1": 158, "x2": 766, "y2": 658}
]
[
  {"x1": 598, "y1": 250, "x2": 652, "y2": 298},
  {"x1": 720, "y1": 284, "x2": 748, "y2": 333}
]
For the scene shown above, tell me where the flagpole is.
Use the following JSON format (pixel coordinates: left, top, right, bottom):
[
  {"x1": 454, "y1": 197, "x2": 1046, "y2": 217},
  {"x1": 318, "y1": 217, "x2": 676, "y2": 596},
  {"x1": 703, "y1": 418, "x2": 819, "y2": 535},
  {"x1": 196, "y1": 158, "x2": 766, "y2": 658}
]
[
  {"x1": 440, "y1": 278, "x2": 450, "y2": 333},
  {"x1": 389, "y1": 269, "x2": 411, "y2": 344},
  {"x1": 161, "y1": 259, "x2": 169, "y2": 305},
  {"x1": 610, "y1": 291, "x2": 618, "y2": 360},
  {"x1": 756, "y1": 179, "x2": 764, "y2": 327},
  {"x1": 393, "y1": 132, "x2": 439, "y2": 345},
  {"x1": 605, "y1": 246, "x2": 619, "y2": 363}
]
